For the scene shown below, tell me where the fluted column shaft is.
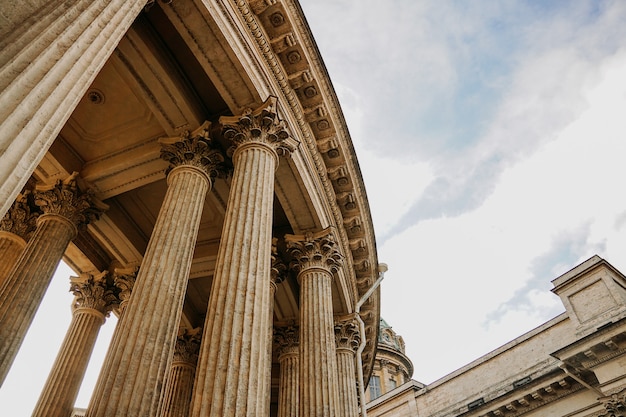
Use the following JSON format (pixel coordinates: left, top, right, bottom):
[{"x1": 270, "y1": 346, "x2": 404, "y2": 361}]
[
  {"x1": 191, "y1": 144, "x2": 275, "y2": 417},
  {"x1": 286, "y1": 230, "x2": 343, "y2": 417},
  {"x1": 34, "y1": 310, "x2": 103, "y2": 416},
  {"x1": 0, "y1": 174, "x2": 104, "y2": 386},
  {"x1": 0, "y1": 232, "x2": 25, "y2": 285},
  {"x1": 87, "y1": 167, "x2": 212, "y2": 416},
  {"x1": 32, "y1": 274, "x2": 117, "y2": 417},
  {"x1": 159, "y1": 328, "x2": 201, "y2": 417},
  {"x1": 190, "y1": 98, "x2": 295, "y2": 417},
  {"x1": 0, "y1": 0, "x2": 146, "y2": 218},
  {"x1": 334, "y1": 318, "x2": 360, "y2": 417},
  {"x1": 0, "y1": 213, "x2": 76, "y2": 384},
  {"x1": 336, "y1": 350, "x2": 358, "y2": 417},
  {"x1": 299, "y1": 268, "x2": 340, "y2": 417},
  {"x1": 275, "y1": 326, "x2": 299, "y2": 417}
]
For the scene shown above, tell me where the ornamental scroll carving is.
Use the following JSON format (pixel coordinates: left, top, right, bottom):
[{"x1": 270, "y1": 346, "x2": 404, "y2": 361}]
[
  {"x1": 0, "y1": 191, "x2": 39, "y2": 240},
  {"x1": 70, "y1": 272, "x2": 120, "y2": 315},
  {"x1": 334, "y1": 318, "x2": 361, "y2": 353},
  {"x1": 173, "y1": 327, "x2": 202, "y2": 365},
  {"x1": 285, "y1": 228, "x2": 343, "y2": 275},
  {"x1": 160, "y1": 121, "x2": 227, "y2": 180},
  {"x1": 220, "y1": 96, "x2": 298, "y2": 158},
  {"x1": 33, "y1": 172, "x2": 107, "y2": 228},
  {"x1": 274, "y1": 325, "x2": 299, "y2": 358}
]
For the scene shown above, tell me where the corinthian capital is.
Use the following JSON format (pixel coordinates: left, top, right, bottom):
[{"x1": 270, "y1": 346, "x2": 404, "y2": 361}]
[
  {"x1": 285, "y1": 228, "x2": 343, "y2": 275},
  {"x1": 33, "y1": 173, "x2": 107, "y2": 228},
  {"x1": 0, "y1": 191, "x2": 39, "y2": 240},
  {"x1": 271, "y1": 237, "x2": 287, "y2": 290},
  {"x1": 173, "y1": 327, "x2": 202, "y2": 365},
  {"x1": 274, "y1": 325, "x2": 299, "y2": 357},
  {"x1": 220, "y1": 96, "x2": 298, "y2": 157},
  {"x1": 160, "y1": 121, "x2": 227, "y2": 180},
  {"x1": 598, "y1": 388, "x2": 626, "y2": 417},
  {"x1": 70, "y1": 272, "x2": 119, "y2": 315},
  {"x1": 112, "y1": 266, "x2": 138, "y2": 314},
  {"x1": 334, "y1": 317, "x2": 361, "y2": 353}
]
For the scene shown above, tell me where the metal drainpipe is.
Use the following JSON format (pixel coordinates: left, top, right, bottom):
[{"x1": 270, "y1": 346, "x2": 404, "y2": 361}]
[
  {"x1": 355, "y1": 263, "x2": 387, "y2": 417},
  {"x1": 558, "y1": 362, "x2": 604, "y2": 397}
]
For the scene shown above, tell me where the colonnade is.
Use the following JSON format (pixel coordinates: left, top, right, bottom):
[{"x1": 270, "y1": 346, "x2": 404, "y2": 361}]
[{"x1": 0, "y1": 98, "x2": 365, "y2": 417}]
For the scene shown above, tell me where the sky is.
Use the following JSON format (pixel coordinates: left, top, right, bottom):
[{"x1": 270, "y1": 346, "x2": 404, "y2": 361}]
[{"x1": 3, "y1": 0, "x2": 626, "y2": 414}]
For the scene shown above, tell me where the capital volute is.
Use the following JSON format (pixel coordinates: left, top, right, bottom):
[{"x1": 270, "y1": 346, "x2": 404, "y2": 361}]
[
  {"x1": 160, "y1": 121, "x2": 227, "y2": 182},
  {"x1": 0, "y1": 191, "x2": 39, "y2": 241},
  {"x1": 285, "y1": 228, "x2": 343, "y2": 276},
  {"x1": 220, "y1": 96, "x2": 298, "y2": 159},
  {"x1": 70, "y1": 272, "x2": 120, "y2": 316},
  {"x1": 334, "y1": 317, "x2": 361, "y2": 353},
  {"x1": 173, "y1": 327, "x2": 202, "y2": 365},
  {"x1": 274, "y1": 325, "x2": 299, "y2": 358},
  {"x1": 33, "y1": 172, "x2": 107, "y2": 230}
]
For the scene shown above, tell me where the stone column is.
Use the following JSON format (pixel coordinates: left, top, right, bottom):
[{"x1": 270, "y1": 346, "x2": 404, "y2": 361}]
[
  {"x1": 0, "y1": 0, "x2": 147, "y2": 218},
  {"x1": 286, "y1": 228, "x2": 343, "y2": 417},
  {"x1": 266, "y1": 239, "x2": 288, "y2": 417},
  {"x1": 87, "y1": 124, "x2": 225, "y2": 417},
  {"x1": 31, "y1": 272, "x2": 119, "y2": 417},
  {"x1": 190, "y1": 97, "x2": 297, "y2": 417},
  {"x1": 0, "y1": 191, "x2": 39, "y2": 285},
  {"x1": 274, "y1": 326, "x2": 299, "y2": 417},
  {"x1": 0, "y1": 173, "x2": 105, "y2": 385},
  {"x1": 158, "y1": 327, "x2": 202, "y2": 417},
  {"x1": 334, "y1": 317, "x2": 361, "y2": 417}
]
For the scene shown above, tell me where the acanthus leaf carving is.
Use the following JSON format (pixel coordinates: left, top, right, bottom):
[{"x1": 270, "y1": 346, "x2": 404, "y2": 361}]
[{"x1": 285, "y1": 228, "x2": 343, "y2": 275}]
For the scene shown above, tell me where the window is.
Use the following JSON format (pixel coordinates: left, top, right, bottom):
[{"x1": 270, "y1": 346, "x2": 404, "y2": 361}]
[
  {"x1": 389, "y1": 378, "x2": 397, "y2": 390},
  {"x1": 369, "y1": 375, "x2": 381, "y2": 399}
]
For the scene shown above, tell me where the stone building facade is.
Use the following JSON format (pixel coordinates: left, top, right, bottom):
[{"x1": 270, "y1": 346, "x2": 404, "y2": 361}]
[
  {"x1": 0, "y1": 1, "x2": 382, "y2": 416},
  {"x1": 366, "y1": 255, "x2": 626, "y2": 417}
]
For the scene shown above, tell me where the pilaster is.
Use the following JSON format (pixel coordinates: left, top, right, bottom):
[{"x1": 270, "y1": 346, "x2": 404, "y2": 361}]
[
  {"x1": 190, "y1": 97, "x2": 296, "y2": 417},
  {"x1": 0, "y1": 173, "x2": 105, "y2": 385},
  {"x1": 87, "y1": 124, "x2": 225, "y2": 417},
  {"x1": 31, "y1": 272, "x2": 119, "y2": 417},
  {"x1": 286, "y1": 228, "x2": 343, "y2": 417}
]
